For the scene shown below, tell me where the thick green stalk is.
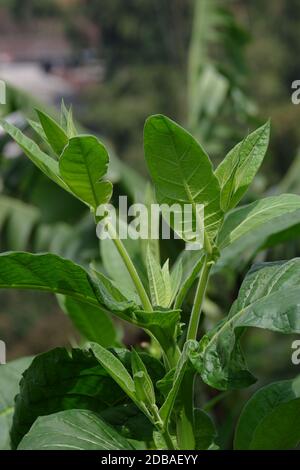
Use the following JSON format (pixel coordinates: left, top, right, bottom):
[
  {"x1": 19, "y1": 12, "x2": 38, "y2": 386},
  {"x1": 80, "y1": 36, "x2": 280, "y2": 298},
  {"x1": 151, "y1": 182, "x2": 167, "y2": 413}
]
[
  {"x1": 106, "y1": 221, "x2": 153, "y2": 312},
  {"x1": 177, "y1": 233, "x2": 214, "y2": 449}
]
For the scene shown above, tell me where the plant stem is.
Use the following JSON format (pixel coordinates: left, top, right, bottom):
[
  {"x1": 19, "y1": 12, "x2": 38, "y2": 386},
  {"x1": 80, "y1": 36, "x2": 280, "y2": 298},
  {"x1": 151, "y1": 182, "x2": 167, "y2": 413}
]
[
  {"x1": 186, "y1": 254, "x2": 213, "y2": 341},
  {"x1": 106, "y1": 220, "x2": 153, "y2": 312},
  {"x1": 177, "y1": 371, "x2": 195, "y2": 450}
]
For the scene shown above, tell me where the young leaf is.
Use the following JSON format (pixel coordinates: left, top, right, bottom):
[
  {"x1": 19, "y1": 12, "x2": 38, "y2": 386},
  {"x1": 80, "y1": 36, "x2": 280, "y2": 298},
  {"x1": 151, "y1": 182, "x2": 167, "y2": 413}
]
[
  {"x1": 36, "y1": 109, "x2": 68, "y2": 156},
  {"x1": 217, "y1": 194, "x2": 300, "y2": 268},
  {"x1": 146, "y1": 246, "x2": 166, "y2": 307},
  {"x1": 144, "y1": 114, "x2": 223, "y2": 243},
  {"x1": 89, "y1": 343, "x2": 136, "y2": 403},
  {"x1": 57, "y1": 295, "x2": 118, "y2": 347},
  {"x1": 190, "y1": 259, "x2": 300, "y2": 390},
  {"x1": 169, "y1": 259, "x2": 183, "y2": 306},
  {"x1": 162, "y1": 260, "x2": 172, "y2": 305},
  {"x1": 234, "y1": 376, "x2": 300, "y2": 450},
  {"x1": 0, "y1": 120, "x2": 70, "y2": 192},
  {"x1": 215, "y1": 121, "x2": 270, "y2": 211},
  {"x1": 59, "y1": 135, "x2": 113, "y2": 211},
  {"x1": 10, "y1": 348, "x2": 128, "y2": 449},
  {"x1": 18, "y1": 409, "x2": 133, "y2": 450},
  {"x1": 0, "y1": 357, "x2": 33, "y2": 450},
  {"x1": 60, "y1": 101, "x2": 77, "y2": 137},
  {"x1": 131, "y1": 349, "x2": 156, "y2": 407}
]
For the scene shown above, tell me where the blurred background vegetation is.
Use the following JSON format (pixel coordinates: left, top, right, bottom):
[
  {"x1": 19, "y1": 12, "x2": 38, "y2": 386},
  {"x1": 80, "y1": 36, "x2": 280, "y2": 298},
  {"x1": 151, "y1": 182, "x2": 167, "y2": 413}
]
[{"x1": 1, "y1": 0, "x2": 300, "y2": 448}]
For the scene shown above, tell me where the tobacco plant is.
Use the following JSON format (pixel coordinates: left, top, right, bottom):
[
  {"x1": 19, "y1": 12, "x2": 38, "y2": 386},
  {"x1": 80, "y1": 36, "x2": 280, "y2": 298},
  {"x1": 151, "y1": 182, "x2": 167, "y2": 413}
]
[{"x1": 1, "y1": 107, "x2": 300, "y2": 450}]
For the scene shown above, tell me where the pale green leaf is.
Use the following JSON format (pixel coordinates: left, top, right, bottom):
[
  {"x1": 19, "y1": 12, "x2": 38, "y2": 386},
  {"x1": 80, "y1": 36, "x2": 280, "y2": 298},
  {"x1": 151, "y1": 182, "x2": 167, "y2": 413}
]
[
  {"x1": 144, "y1": 114, "x2": 223, "y2": 243},
  {"x1": 59, "y1": 135, "x2": 113, "y2": 211},
  {"x1": 215, "y1": 121, "x2": 270, "y2": 211},
  {"x1": 18, "y1": 409, "x2": 133, "y2": 450}
]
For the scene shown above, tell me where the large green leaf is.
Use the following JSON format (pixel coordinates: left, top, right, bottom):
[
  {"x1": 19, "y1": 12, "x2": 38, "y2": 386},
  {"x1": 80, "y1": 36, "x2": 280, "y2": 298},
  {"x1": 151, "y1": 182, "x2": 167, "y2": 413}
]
[
  {"x1": 36, "y1": 109, "x2": 68, "y2": 156},
  {"x1": 217, "y1": 194, "x2": 300, "y2": 268},
  {"x1": 18, "y1": 409, "x2": 133, "y2": 450},
  {"x1": 11, "y1": 347, "x2": 163, "y2": 449},
  {"x1": 10, "y1": 348, "x2": 128, "y2": 449},
  {"x1": 0, "y1": 252, "x2": 99, "y2": 306},
  {"x1": 144, "y1": 114, "x2": 222, "y2": 243},
  {"x1": 0, "y1": 120, "x2": 70, "y2": 191},
  {"x1": 0, "y1": 357, "x2": 33, "y2": 450},
  {"x1": 59, "y1": 135, "x2": 113, "y2": 211},
  {"x1": 215, "y1": 121, "x2": 270, "y2": 211},
  {"x1": 58, "y1": 295, "x2": 117, "y2": 347},
  {"x1": 190, "y1": 259, "x2": 300, "y2": 390},
  {"x1": 234, "y1": 376, "x2": 300, "y2": 449}
]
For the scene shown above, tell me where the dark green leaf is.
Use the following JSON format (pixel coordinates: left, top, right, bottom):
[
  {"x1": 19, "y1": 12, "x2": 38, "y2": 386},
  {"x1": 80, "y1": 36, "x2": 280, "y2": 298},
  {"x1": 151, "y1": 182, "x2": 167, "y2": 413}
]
[
  {"x1": 10, "y1": 348, "x2": 128, "y2": 448},
  {"x1": 235, "y1": 376, "x2": 300, "y2": 449},
  {"x1": 194, "y1": 409, "x2": 217, "y2": 450},
  {"x1": 0, "y1": 252, "x2": 99, "y2": 307}
]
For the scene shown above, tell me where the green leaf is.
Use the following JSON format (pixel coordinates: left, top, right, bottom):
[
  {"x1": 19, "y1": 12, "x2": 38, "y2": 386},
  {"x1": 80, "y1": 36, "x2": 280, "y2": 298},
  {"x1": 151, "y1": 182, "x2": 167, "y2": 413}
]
[
  {"x1": 215, "y1": 121, "x2": 270, "y2": 211},
  {"x1": 59, "y1": 135, "x2": 113, "y2": 211},
  {"x1": 175, "y1": 250, "x2": 205, "y2": 309},
  {"x1": 146, "y1": 246, "x2": 167, "y2": 307},
  {"x1": 57, "y1": 295, "x2": 117, "y2": 347},
  {"x1": 170, "y1": 259, "x2": 183, "y2": 306},
  {"x1": 36, "y1": 109, "x2": 68, "y2": 156},
  {"x1": 60, "y1": 101, "x2": 77, "y2": 137},
  {"x1": 131, "y1": 349, "x2": 156, "y2": 408},
  {"x1": 0, "y1": 252, "x2": 99, "y2": 307},
  {"x1": 100, "y1": 403, "x2": 154, "y2": 442},
  {"x1": 194, "y1": 409, "x2": 217, "y2": 450},
  {"x1": 144, "y1": 114, "x2": 223, "y2": 243},
  {"x1": 89, "y1": 343, "x2": 136, "y2": 403},
  {"x1": 28, "y1": 119, "x2": 48, "y2": 143},
  {"x1": 190, "y1": 259, "x2": 300, "y2": 390},
  {"x1": 0, "y1": 119, "x2": 70, "y2": 192},
  {"x1": 18, "y1": 409, "x2": 133, "y2": 450},
  {"x1": 0, "y1": 357, "x2": 33, "y2": 450},
  {"x1": 234, "y1": 376, "x2": 300, "y2": 449},
  {"x1": 217, "y1": 194, "x2": 300, "y2": 268},
  {"x1": 159, "y1": 341, "x2": 197, "y2": 425},
  {"x1": 11, "y1": 348, "x2": 163, "y2": 449},
  {"x1": 10, "y1": 348, "x2": 129, "y2": 449}
]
